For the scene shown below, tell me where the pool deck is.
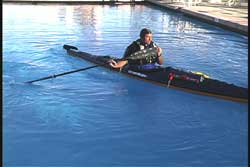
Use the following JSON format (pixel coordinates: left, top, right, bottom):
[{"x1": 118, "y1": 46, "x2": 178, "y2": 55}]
[
  {"x1": 146, "y1": 0, "x2": 248, "y2": 35},
  {"x1": 3, "y1": 0, "x2": 248, "y2": 35}
]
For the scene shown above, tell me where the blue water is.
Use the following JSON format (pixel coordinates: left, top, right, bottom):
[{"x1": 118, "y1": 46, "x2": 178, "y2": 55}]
[{"x1": 3, "y1": 3, "x2": 248, "y2": 166}]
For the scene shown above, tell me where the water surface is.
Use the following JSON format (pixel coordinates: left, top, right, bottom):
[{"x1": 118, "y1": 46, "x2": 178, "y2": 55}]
[{"x1": 3, "y1": 3, "x2": 248, "y2": 166}]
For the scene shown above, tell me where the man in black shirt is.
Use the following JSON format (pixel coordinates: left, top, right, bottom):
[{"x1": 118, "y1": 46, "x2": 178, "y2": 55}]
[{"x1": 109, "y1": 28, "x2": 163, "y2": 69}]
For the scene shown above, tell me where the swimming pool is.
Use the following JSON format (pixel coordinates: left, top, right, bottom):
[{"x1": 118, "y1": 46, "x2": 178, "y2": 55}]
[{"x1": 3, "y1": 3, "x2": 248, "y2": 166}]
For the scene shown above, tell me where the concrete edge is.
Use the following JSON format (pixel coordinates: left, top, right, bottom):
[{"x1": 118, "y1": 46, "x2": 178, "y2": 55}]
[
  {"x1": 180, "y1": 8, "x2": 248, "y2": 35},
  {"x1": 145, "y1": 0, "x2": 248, "y2": 36}
]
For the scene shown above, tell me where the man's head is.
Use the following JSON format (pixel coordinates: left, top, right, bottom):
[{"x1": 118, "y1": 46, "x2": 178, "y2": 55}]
[{"x1": 140, "y1": 28, "x2": 152, "y2": 45}]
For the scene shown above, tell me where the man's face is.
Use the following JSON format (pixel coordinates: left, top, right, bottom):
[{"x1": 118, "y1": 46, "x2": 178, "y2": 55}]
[{"x1": 143, "y1": 33, "x2": 152, "y2": 45}]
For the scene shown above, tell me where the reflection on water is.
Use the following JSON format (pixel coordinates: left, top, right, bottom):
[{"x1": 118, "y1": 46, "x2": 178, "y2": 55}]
[
  {"x1": 4, "y1": 4, "x2": 247, "y2": 87},
  {"x1": 3, "y1": 3, "x2": 248, "y2": 166}
]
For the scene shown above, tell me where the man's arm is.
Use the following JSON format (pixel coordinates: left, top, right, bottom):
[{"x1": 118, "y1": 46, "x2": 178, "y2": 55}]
[
  {"x1": 109, "y1": 59, "x2": 128, "y2": 68},
  {"x1": 156, "y1": 47, "x2": 164, "y2": 65}
]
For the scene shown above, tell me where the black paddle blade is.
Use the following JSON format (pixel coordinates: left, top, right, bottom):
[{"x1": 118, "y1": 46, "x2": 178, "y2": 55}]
[{"x1": 63, "y1": 45, "x2": 78, "y2": 51}]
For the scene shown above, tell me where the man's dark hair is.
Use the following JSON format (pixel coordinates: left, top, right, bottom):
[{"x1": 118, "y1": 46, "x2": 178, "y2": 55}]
[{"x1": 140, "y1": 28, "x2": 152, "y2": 39}]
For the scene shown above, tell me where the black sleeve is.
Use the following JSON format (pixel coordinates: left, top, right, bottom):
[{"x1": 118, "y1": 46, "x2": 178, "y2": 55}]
[{"x1": 122, "y1": 41, "x2": 139, "y2": 59}]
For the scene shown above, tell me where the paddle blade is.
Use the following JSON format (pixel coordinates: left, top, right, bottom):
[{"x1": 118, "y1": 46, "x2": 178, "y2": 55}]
[{"x1": 63, "y1": 45, "x2": 78, "y2": 51}]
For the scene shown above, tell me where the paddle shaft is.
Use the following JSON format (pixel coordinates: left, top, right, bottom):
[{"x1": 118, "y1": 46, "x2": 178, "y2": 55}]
[
  {"x1": 26, "y1": 44, "x2": 157, "y2": 84},
  {"x1": 26, "y1": 65, "x2": 99, "y2": 84}
]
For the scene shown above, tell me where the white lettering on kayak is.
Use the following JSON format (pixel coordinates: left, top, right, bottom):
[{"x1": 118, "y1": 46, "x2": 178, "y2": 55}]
[{"x1": 128, "y1": 70, "x2": 147, "y2": 78}]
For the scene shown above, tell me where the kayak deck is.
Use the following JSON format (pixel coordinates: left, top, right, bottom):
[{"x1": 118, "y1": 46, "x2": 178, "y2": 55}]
[{"x1": 64, "y1": 45, "x2": 248, "y2": 103}]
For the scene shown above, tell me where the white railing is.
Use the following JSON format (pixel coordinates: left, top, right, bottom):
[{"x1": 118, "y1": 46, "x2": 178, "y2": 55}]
[
  {"x1": 226, "y1": 0, "x2": 241, "y2": 7},
  {"x1": 177, "y1": 0, "x2": 202, "y2": 7}
]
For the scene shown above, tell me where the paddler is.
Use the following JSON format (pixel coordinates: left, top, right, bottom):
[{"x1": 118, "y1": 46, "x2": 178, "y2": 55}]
[{"x1": 109, "y1": 28, "x2": 164, "y2": 70}]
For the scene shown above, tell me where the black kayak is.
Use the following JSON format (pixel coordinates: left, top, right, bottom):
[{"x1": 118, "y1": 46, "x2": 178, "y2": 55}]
[{"x1": 63, "y1": 44, "x2": 248, "y2": 103}]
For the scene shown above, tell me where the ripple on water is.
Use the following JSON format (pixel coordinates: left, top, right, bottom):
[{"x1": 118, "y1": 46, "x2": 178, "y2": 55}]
[{"x1": 3, "y1": 3, "x2": 248, "y2": 166}]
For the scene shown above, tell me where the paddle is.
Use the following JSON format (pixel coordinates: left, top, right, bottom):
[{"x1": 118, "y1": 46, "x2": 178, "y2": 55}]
[
  {"x1": 25, "y1": 65, "x2": 100, "y2": 84},
  {"x1": 25, "y1": 44, "x2": 159, "y2": 84},
  {"x1": 26, "y1": 44, "x2": 101, "y2": 84}
]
